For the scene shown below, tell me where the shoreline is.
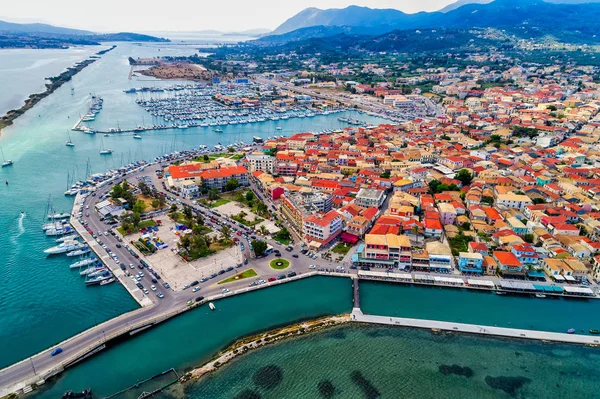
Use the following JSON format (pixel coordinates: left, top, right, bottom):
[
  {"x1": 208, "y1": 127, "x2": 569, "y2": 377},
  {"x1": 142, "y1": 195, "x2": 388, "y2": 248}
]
[
  {"x1": 179, "y1": 314, "x2": 351, "y2": 384},
  {"x1": 0, "y1": 45, "x2": 115, "y2": 130},
  {"x1": 176, "y1": 309, "x2": 600, "y2": 392}
]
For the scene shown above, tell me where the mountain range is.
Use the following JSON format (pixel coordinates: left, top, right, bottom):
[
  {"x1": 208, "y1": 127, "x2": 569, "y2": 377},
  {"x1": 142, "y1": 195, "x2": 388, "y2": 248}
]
[
  {"x1": 0, "y1": 19, "x2": 168, "y2": 47},
  {"x1": 269, "y1": 0, "x2": 600, "y2": 44}
]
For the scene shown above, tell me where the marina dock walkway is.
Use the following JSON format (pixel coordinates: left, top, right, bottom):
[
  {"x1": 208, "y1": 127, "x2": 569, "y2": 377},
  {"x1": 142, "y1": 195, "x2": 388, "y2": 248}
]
[
  {"x1": 351, "y1": 308, "x2": 600, "y2": 345},
  {"x1": 70, "y1": 194, "x2": 152, "y2": 307}
]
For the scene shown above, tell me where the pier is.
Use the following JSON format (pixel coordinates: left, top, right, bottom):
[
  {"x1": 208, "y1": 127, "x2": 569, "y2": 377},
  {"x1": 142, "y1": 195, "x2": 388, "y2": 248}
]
[
  {"x1": 351, "y1": 308, "x2": 600, "y2": 346},
  {"x1": 352, "y1": 277, "x2": 360, "y2": 308},
  {"x1": 70, "y1": 194, "x2": 152, "y2": 307}
]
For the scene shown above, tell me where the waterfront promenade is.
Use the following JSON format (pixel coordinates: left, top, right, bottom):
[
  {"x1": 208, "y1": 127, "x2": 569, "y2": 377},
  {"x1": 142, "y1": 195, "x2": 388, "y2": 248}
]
[{"x1": 351, "y1": 308, "x2": 600, "y2": 345}]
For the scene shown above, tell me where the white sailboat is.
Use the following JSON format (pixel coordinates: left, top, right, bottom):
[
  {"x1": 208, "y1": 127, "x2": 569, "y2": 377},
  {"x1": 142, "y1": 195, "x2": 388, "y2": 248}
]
[
  {"x1": 99, "y1": 137, "x2": 112, "y2": 155},
  {"x1": 66, "y1": 131, "x2": 75, "y2": 147},
  {"x1": 1, "y1": 147, "x2": 13, "y2": 167}
]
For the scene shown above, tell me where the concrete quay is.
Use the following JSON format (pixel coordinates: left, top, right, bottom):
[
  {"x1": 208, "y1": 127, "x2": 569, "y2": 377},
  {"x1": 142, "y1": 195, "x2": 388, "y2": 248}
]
[
  {"x1": 70, "y1": 193, "x2": 152, "y2": 307},
  {"x1": 351, "y1": 308, "x2": 600, "y2": 346}
]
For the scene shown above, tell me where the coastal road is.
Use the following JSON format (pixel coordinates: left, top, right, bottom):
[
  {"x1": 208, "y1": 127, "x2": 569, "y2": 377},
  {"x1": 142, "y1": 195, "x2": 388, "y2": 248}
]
[{"x1": 0, "y1": 151, "x2": 343, "y2": 396}]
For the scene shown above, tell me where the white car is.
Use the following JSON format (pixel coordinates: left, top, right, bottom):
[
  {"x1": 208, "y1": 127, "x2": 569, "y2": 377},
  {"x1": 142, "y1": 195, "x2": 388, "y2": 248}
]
[
  {"x1": 129, "y1": 263, "x2": 135, "y2": 269},
  {"x1": 192, "y1": 287, "x2": 200, "y2": 293},
  {"x1": 309, "y1": 265, "x2": 316, "y2": 269},
  {"x1": 221, "y1": 288, "x2": 230, "y2": 293},
  {"x1": 143, "y1": 289, "x2": 149, "y2": 294},
  {"x1": 151, "y1": 285, "x2": 157, "y2": 291},
  {"x1": 336, "y1": 266, "x2": 345, "y2": 271}
]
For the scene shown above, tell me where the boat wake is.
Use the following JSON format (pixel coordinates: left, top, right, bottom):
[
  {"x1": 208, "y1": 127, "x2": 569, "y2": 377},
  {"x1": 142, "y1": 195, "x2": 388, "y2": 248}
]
[{"x1": 11, "y1": 212, "x2": 26, "y2": 244}]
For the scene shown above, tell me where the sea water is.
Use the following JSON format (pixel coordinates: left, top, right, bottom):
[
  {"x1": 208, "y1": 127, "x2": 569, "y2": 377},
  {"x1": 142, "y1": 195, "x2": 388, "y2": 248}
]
[{"x1": 0, "y1": 42, "x2": 388, "y2": 368}]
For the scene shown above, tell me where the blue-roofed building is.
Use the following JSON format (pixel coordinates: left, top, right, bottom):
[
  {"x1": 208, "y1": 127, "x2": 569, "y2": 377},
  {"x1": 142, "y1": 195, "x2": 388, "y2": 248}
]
[{"x1": 458, "y1": 252, "x2": 484, "y2": 274}]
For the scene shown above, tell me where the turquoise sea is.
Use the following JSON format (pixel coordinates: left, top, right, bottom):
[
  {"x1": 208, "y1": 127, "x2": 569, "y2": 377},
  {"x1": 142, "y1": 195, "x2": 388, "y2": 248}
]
[
  {"x1": 4, "y1": 41, "x2": 600, "y2": 398},
  {"x1": 0, "y1": 42, "x2": 388, "y2": 369},
  {"x1": 33, "y1": 277, "x2": 352, "y2": 398},
  {"x1": 174, "y1": 324, "x2": 600, "y2": 399}
]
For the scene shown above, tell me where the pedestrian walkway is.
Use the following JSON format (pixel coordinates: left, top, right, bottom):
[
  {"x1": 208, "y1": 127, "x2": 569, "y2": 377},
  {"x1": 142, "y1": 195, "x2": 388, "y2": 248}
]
[{"x1": 351, "y1": 308, "x2": 600, "y2": 345}]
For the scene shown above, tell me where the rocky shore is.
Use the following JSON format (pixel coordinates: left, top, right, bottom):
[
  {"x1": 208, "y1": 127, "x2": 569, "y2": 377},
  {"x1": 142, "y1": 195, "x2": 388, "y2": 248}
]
[{"x1": 180, "y1": 314, "x2": 350, "y2": 383}]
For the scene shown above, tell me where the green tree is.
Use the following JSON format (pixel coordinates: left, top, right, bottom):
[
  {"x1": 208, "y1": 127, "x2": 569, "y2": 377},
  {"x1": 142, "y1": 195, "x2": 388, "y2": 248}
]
[
  {"x1": 251, "y1": 239, "x2": 268, "y2": 257},
  {"x1": 208, "y1": 187, "x2": 220, "y2": 201},
  {"x1": 224, "y1": 178, "x2": 239, "y2": 192},
  {"x1": 183, "y1": 205, "x2": 193, "y2": 221},
  {"x1": 170, "y1": 203, "x2": 178, "y2": 212},
  {"x1": 532, "y1": 198, "x2": 545, "y2": 204},
  {"x1": 203, "y1": 154, "x2": 209, "y2": 162},
  {"x1": 275, "y1": 227, "x2": 291, "y2": 241},
  {"x1": 122, "y1": 180, "x2": 130, "y2": 191},
  {"x1": 245, "y1": 191, "x2": 255, "y2": 202},
  {"x1": 523, "y1": 234, "x2": 534, "y2": 244},
  {"x1": 138, "y1": 181, "x2": 152, "y2": 197},
  {"x1": 133, "y1": 200, "x2": 146, "y2": 214},
  {"x1": 221, "y1": 225, "x2": 232, "y2": 241},
  {"x1": 456, "y1": 169, "x2": 473, "y2": 186},
  {"x1": 151, "y1": 198, "x2": 160, "y2": 209},
  {"x1": 256, "y1": 202, "x2": 269, "y2": 216},
  {"x1": 195, "y1": 213, "x2": 204, "y2": 226},
  {"x1": 131, "y1": 212, "x2": 141, "y2": 227},
  {"x1": 481, "y1": 196, "x2": 494, "y2": 205},
  {"x1": 158, "y1": 195, "x2": 166, "y2": 208}
]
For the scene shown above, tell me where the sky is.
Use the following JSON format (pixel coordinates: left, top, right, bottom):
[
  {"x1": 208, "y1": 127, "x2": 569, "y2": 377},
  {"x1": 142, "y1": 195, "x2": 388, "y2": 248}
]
[{"x1": 1, "y1": 0, "x2": 456, "y2": 33}]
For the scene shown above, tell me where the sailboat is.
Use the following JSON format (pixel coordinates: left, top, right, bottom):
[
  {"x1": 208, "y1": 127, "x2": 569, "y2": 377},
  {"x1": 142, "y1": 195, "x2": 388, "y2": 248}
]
[
  {"x1": 66, "y1": 131, "x2": 75, "y2": 147},
  {"x1": 1, "y1": 147, "x2": 13, "y2": 167},
  {"x1": 99, "y1": 137, "x2": 112, "y2": 155}
]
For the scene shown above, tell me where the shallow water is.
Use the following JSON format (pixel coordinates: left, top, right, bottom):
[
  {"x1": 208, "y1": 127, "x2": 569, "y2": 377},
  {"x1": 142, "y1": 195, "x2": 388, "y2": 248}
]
[
  {"x1": 0, "y1": 42, "x2": 387, "y2": 368},
  {"x1": 173, "y1": 324, "x2": 600, "y2": 399}
]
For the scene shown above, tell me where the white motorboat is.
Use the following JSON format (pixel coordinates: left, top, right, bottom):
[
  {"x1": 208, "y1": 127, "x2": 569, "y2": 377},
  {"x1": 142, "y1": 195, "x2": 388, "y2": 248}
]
[
  {"x1": 44, "y1": 240, "x2": 82, "y2": 255},
  {"x1": 209, "y1": 302, "x2": 215, "y2": 310}
]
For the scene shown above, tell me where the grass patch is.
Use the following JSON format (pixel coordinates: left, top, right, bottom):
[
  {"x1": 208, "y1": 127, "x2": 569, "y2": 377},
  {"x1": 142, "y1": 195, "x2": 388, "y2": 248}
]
[
  {"x1": 232, "y1": 213, "x2": 263, "y2": 227},
  {"x1": 117, "y1": 219, "x2": 157, "y2": 236},
  {"x1": 218, "y1": 268, "x2": 258, "y2": 284},
  {"x1": 199, "y1": 198, "x2": 230, "y2": 208},
  {"x1": 273, "y1": 236, "x2": 291, "y2": 245},
  {"x1": 270, "y1": 258, "x2": 290, "y2": 270},
  {"x1": 209, "y1": 238, "x2": 234, "y2": 252},
  {"x1": 331, "y1": 242, "x2": 352, "y2": 255}
]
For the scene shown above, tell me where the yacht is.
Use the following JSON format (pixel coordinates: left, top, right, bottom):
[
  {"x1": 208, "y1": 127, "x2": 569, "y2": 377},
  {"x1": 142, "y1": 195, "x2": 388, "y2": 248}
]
[
  {"x1": 214, "y1": 128, "x2": 223, "y2": 133},
  {"x1": 276, "y1": 126, "x2": 282, "y2": 130},
  {"x1": 44, "y1": 240, "x2": 83, "y2": 255},
  {"x1": 48, "y1": 213, "x2": 71, "y2": 220},
  {"x1": 86, "y1": 274, "x2": 112, "y2": 286},
  {"x1": 64, "y1": 188, "x2": 79, "y2": 196},
  {"x1": 100, "y1": 149, "x2": 113, "y2": 155},
  {"x1": 66, "y1": 247, "x2": 90, "y2": 257},
  {"x1": 46, "y1": 227, "x2": 74, "y2": 236},
  {"x1": 70, "y1": 258, "x2": 97, "y2": 269},
  {"x1": 66, "y1": 140, "x2": 75, "y2": 147},
  {"x1": 133, "y1": 134, "x2": 142, "y2": 139},
  {"x1": 57, "y1": 234, "x2": 78, "y2": 243},
  {"x1": 209, "y1": 302, "x2": 215, "y2": 310}
]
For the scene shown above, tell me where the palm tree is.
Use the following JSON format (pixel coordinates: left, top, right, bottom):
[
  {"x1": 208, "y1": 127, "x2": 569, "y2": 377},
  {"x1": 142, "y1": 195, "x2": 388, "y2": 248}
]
[{"x1": 259, "y1": 225, "x2": 269, "y2": 236}]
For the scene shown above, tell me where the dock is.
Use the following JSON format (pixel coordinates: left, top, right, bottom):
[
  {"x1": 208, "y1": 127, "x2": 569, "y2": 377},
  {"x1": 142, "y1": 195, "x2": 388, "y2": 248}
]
[
  {"x1": 351, "y1": 308, "x2": 600, "y2": 346},
  {"x1": 70, "y1": 193, "x2": 152, "y2": 307}
]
